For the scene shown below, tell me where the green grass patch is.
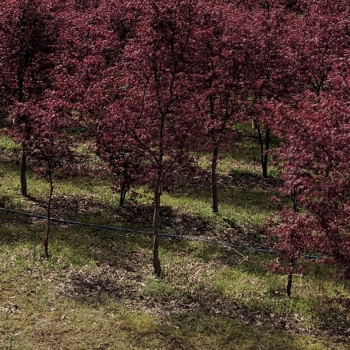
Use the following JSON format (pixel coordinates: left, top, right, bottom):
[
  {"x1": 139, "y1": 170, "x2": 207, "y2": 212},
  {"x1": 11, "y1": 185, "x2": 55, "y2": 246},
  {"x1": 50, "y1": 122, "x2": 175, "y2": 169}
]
[
  {"x1": 0, "y1": 214, "x2": 349, "y2": 349},
  {"x1": 0, "y1": 132, "x2": 21, "y2": 155},
  {"x1": 0, "y1": 132, "x2": 349, "y2": 349}
]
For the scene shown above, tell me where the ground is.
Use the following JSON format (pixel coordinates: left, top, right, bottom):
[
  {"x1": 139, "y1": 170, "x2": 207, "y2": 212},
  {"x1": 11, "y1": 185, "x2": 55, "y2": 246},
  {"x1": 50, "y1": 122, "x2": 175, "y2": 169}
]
[{"x1": 0, "y1": 129, "x2": 349, "y2": 350}]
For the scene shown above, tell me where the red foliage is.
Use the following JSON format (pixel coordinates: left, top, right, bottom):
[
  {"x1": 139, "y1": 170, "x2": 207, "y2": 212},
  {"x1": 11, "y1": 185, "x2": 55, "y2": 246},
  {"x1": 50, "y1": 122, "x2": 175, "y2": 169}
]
[
  {"x1": 0, "y1": 0, "x2": 63, "y2": 195},
  {"x1": 190, "y1": 0, "x2": 250, "y2": 152},
  {"x1": 95, "y1": 0, "x2": 200, "y2": 275},
  {"x1": 272, "y1": 85, "x2": 350, "y2": 275},
  {"x1": 56, "y1": 0, "x2": 140, "y2": 131},
  {"x1": 286, "y1": 0, "x2": 350, "y2": 96},
  {"x1": 1, "y1": 0, "x2": 350, "y2": 276},
  {"x1": 98, "y1": 0, "x2": 198, "y2": 191},
  {"x1": 264, "y1": 1, "x2": 350, "y2": 279},
  {"x1": 11, "y1": 98, "x2": 74, "y2": 176},
  {"x1": 0, "y1": 0, "x2": 59, "y2": 107}
]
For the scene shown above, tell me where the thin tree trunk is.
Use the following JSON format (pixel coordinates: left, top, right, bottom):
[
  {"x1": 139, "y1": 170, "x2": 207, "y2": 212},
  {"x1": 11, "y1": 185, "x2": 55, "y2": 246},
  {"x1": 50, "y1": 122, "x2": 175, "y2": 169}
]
[
  {"x1": 18, "y1": 65, "x2": 28, "y2": 197},
  {"x1": 152, "y1": 188, "x2": 162, "y2": 277},
  {"x1": 256, "y1": 124, "x2": 270, "y2": 179},
  {"x1": 211, "y1": 146, "x2": 219, "y2": 213},
  {"x1": 291, "y1": 187, "x2": 298, "y2": 212},
  {"x1": 42, "y1": 170, "x2": 53, "y2": 259},
  {"x1": 119, "y1": 183, "x2": 126, "y2": 207},
  {"x1": 262, "y1": 128, "x2": 270, "y2": 178},
  {"x1": 287, "y1": 271, "x2": 293, "y2": 298},
  {"x1": 20, "y1": 145, "x2": 27, "y2": 196},
  {"x1": 262, "y1": 160, "x2": 268, "y2": 178},
  {"x1": 287, "y1": 258, "x2": 295, "y2": 298},
  {"x1": 286, "y1": 188, "x2": 299, "y2": 298}
]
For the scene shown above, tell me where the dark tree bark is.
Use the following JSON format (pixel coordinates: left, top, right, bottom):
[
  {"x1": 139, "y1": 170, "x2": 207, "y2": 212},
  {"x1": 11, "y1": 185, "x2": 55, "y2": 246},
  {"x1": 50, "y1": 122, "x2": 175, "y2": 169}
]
[
  {"x1": 256, "y1": 122, "x2": 270, "y2": 178},
  {"x1": 152, "y1": 188, "x2": 162, "y2": 277},
  {"x1": 287, "y1": 188, "x2": 298, "y2": 298},
  {"x1": 286, "y1": 258, "x2": 295, "y2": 298},
  {"x1": 18, "y1": 68, "x2": 28, "y2": 196},
  {"x1": 211, "y1": 146, "x2": 219, "y2": 213},
  {"x1": 20, "y1": 147, "x2": 28, "y2": 196},
  {"x1": 152, "y1": 104, "x2": 166, "y2": 276},
  {"x1": 42, "y1": 168, "x2": 53, "y2": 259},
  {"x1": 119, "y1": 183, "x2": 127, "y2": 207}
]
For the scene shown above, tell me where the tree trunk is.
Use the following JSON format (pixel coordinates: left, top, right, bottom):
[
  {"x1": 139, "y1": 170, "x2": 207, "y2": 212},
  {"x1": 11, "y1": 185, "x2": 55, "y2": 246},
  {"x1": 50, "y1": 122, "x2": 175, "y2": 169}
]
[
  {"x1": 263, "y1": 128, "x2": 270, "y2": 178},
  {"x1": 18, "y1": 65, "x2": 28, "y2": 197},
  {"x1": 119, "y1": 183, "x2": 127, "y2": 207},
  {"x1": 211, "y1": 146, "x2": 219, "y2": 213},
  {"x1": 286, "y1": 192, "x2": 299, "y2": 298},
  {"x1": 256, "y1": 124, "x2": 270, "y2": 179},
  {"x1": 42, "y1": 170, "x2": 53, "y2": 259},
  {"x1": 286, "y1": 258, "x2": 295, "y2": 298},
  {"x1": 291, "y1": 187, "x2": 299, "y2": 212},
  {"x1": 152, "y1": 189, "x2": 162, "y2": 277},
  {"x1": 287, "y1": 271, "x2": 293, "y2": 298},
  {"x1": 262, "y1": 159, "x2": 268, "y2": 178},
  {"x1": 20, "y1": 146, "x2": 28, "y2": 196}
]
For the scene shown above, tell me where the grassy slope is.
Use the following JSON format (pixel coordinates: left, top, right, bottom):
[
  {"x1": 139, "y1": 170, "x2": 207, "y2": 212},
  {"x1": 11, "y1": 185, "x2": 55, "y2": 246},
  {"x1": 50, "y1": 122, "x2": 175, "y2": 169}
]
[{"x1": 0, "y1": 131, "x2": 349, "y2": 350}]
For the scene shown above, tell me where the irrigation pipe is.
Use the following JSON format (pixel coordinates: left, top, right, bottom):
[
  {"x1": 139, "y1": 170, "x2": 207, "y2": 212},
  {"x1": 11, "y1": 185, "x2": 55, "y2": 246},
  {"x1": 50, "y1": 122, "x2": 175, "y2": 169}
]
[{"x1": 0, "y1": 207, "x2": 319, "y2": 260}]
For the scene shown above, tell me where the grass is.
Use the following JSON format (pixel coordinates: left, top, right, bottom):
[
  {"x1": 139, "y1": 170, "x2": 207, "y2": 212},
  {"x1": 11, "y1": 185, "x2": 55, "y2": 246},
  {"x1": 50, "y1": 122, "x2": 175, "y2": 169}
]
[
  {"x1": 0, "y1": 132, "x2": 21, "y2": 154},
  {"x1": 1, "y1": 216, "x2": 349, "y2": 349},
  {"x1": 1, "y1": 130, "x2": 350, "y2": 350},
  {"x1": 164, "y1": 185, "x2": 279, "y2": 227}
]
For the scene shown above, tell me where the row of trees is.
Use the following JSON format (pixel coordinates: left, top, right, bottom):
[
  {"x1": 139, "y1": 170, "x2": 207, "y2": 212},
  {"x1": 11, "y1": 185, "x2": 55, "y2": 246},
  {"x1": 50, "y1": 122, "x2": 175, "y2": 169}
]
[{"x1": 0, "y1": 0, "x2": 349, "y2": 280}]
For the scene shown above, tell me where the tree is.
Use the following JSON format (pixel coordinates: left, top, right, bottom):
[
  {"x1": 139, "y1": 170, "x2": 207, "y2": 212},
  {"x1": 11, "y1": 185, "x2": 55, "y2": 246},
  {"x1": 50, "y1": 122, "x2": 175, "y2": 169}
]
[
  {"x1": 99, "y1": 0, "x2": 198, "y2": 276},
  {"x1": 245, "y1": 1, "x2": 300, "y2": 178},
  {"x1": 190, "y1": 0, "x2": 251, "y2": 212},
  {"x1": 96, "y1": 130, "x2": 146, "y2": 207},
  {"x1": 271, "y1": 84, "x2": 350, "y2": 294},
  {"x1": 288, "y1": 0, "x2": 350, "y2": 96},
  {"x1": 266, "y1": 0, "x2": 350, "y2": 295},
  {"x1": 0, "y1": 0, "x2": 59, "y2": 196},
  {"x1": 0, "y1": 57, "x2": 9, "y2": 126},
  {"x1": 268, "y1": 1, "x2": 350, "y2": 295},
  {"x1": 57, "y1": 0, "x2": 141, "y2": 204},
  {"x1": 11, "y1": 98, "x2": 74, "y2": 258}
]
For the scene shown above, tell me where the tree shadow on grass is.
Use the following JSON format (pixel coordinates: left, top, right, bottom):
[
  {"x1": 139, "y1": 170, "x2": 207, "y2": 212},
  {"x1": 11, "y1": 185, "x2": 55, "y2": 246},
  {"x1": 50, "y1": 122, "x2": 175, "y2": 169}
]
[
  {"x1": 181, "y1": 166, "x2": 282, "y2": 191},
  {"x1": 170, "y1": 185, "x2": 279, "y2": 216},
  {"x1": 0, "y1": 212, "x2": 44, "y2": 245},
  {"x1": 2, "y1": 211, "x2": 348, "y2": 345},
  {"x1": 0, "y1": 201, "x2": 264, "y2": 263},
  {"x1": 44, "y1": 200, "x2": 218, "y2": 239},
  {"x1": 164, "y1": 311, "x2": 309, "y2": 350}
]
